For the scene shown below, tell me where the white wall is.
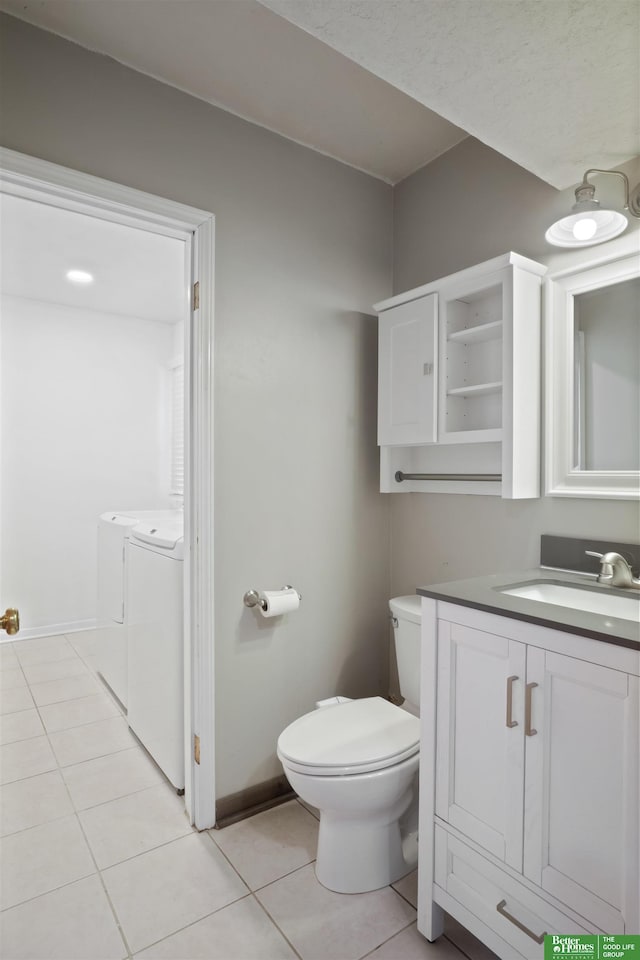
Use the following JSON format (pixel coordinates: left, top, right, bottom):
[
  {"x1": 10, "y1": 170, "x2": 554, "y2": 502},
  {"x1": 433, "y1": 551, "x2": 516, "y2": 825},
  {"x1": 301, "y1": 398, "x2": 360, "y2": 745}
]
[
  {"x1": 0, "y1": 13, "x2": 393, "y2": 800},
  {"x1": 0, "y1": 295, "x2": 177, "y2": 635}
]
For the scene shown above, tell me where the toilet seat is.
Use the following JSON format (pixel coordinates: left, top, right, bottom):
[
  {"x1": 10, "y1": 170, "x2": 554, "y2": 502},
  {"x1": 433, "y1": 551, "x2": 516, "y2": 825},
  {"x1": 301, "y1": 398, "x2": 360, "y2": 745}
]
[{"x1": 277, "y1": 696, "x2": 420, "y2": 777}]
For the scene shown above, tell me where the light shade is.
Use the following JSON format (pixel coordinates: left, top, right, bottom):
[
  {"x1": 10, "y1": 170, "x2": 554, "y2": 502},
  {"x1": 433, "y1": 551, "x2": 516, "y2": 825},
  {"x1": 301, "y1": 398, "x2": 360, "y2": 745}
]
[
  {"x1": 545, "y1": 168, "x2": 640, "y2": 249},
  {"x1": 545, "y1": 208, "x2": 628, "y2": 248}
]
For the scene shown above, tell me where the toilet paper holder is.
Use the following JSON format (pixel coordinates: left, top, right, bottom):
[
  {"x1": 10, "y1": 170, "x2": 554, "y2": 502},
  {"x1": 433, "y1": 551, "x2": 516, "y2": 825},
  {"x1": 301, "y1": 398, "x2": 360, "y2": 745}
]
[{"x1": 243, "y1": 585, "x2": 300, "y2": 610}]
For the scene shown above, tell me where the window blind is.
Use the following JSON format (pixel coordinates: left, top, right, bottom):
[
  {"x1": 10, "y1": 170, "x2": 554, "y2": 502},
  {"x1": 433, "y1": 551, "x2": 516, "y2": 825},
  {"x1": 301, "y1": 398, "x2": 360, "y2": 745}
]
[{"x1": 170, "y1": 362, "x2": 184, "y2": 497}]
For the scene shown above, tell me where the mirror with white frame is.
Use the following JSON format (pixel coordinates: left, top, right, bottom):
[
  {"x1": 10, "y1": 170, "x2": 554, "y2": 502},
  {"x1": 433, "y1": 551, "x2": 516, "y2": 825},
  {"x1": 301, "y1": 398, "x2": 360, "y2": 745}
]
[{"x1": 545, "y1": 244, "x2": 640, "y2": 499}]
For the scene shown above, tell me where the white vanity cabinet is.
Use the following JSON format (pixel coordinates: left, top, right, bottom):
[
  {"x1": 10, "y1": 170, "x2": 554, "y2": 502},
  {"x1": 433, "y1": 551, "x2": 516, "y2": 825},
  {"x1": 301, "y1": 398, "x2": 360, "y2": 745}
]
[
  {"x1": 434, "y1": 619, "x2": 527, "y2": 872},
  {"x1": 523, "y1": 646, "x2": 637, "y2": 934},
  {"x1": 420, "y1": 599, "x2": 640, "y2": 959},
  {"x1": 375, "y1": 252, "x2": 547, "y2": 498}
]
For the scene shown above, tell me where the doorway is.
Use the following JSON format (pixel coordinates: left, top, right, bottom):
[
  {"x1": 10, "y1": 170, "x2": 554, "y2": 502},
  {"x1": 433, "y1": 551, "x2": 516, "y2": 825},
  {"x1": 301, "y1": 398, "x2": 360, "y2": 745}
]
[{"x1": 0, "y1": 147, "x2": 216, "y2": 828}]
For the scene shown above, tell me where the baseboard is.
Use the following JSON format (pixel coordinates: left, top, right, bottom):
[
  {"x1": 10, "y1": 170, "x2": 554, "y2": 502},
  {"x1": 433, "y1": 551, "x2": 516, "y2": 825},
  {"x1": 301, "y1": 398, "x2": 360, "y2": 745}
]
[
  {"x1": 8, "y1": 619, "x2": 97, "y2": 642},
  {"x1": 215, "y1": 775, "x2": 295, "y2": 829}
]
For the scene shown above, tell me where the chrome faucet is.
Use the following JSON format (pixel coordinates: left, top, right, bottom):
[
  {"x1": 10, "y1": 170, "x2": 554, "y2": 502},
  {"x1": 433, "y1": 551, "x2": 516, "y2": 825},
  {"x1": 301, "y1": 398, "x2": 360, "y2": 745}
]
[{"x1": 585, "y1": 551, "x2": 640, "y2": 590}]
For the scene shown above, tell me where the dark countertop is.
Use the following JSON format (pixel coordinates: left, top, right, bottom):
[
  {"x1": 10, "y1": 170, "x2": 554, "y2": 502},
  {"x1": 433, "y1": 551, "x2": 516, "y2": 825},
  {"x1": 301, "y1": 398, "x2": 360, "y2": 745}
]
[{"x1": 417, "y1": 568, "x2": 640, "y2": 650}]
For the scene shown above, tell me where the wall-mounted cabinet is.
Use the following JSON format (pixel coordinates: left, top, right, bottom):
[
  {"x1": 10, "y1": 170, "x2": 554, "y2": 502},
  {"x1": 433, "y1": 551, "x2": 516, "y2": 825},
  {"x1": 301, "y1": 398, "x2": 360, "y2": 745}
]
[
  {"x1": 378, "y1": 292, "x2": 437, "y2": 446},
  {"x1": 375, "y1": 253, "x2": 547, "y2": 498}
]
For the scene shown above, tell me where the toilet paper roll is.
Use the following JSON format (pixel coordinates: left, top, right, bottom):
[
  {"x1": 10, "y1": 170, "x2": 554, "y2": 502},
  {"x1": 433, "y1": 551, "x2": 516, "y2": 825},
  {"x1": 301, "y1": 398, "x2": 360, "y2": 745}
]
[{"x1": 258, "y1": 587, "x2": 300, "y2": 618}]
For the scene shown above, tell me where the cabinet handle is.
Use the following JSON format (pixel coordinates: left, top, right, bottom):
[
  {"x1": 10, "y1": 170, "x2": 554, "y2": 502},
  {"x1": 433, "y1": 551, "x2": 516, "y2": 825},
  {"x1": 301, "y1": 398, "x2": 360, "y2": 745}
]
[
  {"x1": 506, "y1": 675, "x2": 518, "y2": 728},
  {"x1": 525, "y1": 682, "x2": 538, "y2": 736},
  {"x1": 496, "y1": 899, "x2": 546, "y2": 943}
]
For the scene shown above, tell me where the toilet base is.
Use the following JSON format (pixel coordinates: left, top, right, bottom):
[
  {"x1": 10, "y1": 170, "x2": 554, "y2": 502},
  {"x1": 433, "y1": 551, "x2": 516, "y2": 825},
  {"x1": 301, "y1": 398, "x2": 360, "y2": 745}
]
[
  {"x1": 315, "y1": 814, "x2": 417, "y2": 893},
  {"x1": 316, "y1": 784, "x2": 418, "y2": 893}
]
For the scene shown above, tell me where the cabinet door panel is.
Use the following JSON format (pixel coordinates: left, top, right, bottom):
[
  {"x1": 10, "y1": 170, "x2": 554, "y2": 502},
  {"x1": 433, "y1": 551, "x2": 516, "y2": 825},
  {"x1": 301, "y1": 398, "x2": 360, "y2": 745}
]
[
  {"x1": 378, "y1": 293, "x2": 437, "y2": 445},
  {"x1": 436, "y1": 620, "x2": 526, "y2": 870},
  {"x1": 524, "y1": 648, "x2": 639, "y2": 933}
]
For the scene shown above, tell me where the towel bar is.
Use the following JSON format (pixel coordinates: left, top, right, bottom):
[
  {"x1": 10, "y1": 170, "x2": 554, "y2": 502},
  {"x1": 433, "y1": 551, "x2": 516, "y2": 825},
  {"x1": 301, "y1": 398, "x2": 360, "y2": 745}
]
[{"x1": 394, "y1": 471, "x2": 502, "y2": 482}]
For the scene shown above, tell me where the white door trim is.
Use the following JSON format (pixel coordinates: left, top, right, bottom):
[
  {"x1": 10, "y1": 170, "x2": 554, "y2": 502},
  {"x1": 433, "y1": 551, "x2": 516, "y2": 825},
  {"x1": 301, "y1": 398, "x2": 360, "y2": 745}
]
[{"x1": 0, "y1": 147, "x2": 216, "y2": 829}]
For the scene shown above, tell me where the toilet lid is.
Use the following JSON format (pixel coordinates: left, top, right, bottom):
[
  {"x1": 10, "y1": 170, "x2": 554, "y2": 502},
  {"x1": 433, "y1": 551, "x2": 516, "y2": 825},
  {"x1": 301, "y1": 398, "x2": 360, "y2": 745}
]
[{"x1": 277, "y1": 697, "x2": 419, "y2": 775}]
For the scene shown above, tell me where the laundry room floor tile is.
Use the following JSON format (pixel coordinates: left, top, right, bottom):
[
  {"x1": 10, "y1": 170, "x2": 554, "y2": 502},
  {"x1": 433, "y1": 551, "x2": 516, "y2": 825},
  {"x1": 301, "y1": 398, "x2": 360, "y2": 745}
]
[
  {"x1": 48, "y1": 715, "x2": 136, "y2": 767},
  {"x1": 62, "y1": 745, "x2": 164, "y2": 811},
  {"x1": 209, "y1": 798, "x2": 319, "y2": 890},
  {"x1": 0, "y1": 706, "x2": 45, "y2": 745},
  {"x1": 22, "y1": 655, "x2": 89, "y2": 685},
  {"x1": 0, "y1": 734, "x2": 57, "y2": 784},
  {"x1": 0, "y1": 642, "x2": 19, "y2": 668},
  {"x1": 364, "y1": 922, "x2": 472, "y2": 959},
  {"x1": 29, "y1": 672, "x2": 101, "y2": 706},
  {"x1": 14, "y1": 636, "x2": 77, "y2": 667},
  {"x1": 0, "y1": 666, "x2": 27, "y2": 691},
  {"x1": 133, "y1": 895, "x2": 298, "y2": 960},
  {"x1": 66, "y1": 629, "x2": 101, "y2": 660},
  {"x1": 0, "y1": 875, "x2": 127, "y2": 960},
  {"x1": 392, "y1": 867, "x2": 418, "y2": 907},
  {"x1": 442, "y1": 916, "x2": 501, "y2": 960},
  {"x1": 255, "y1": 862, "x2": 416, "y2": 960},
  {"x1": 79, "y1": 783, "x2": 193, "y2": 868},
  {"x1": 0, "y1": 814, "x2": 95, "y2": 910},
  {"x1": 0, "y1": 684, "x2": 34, "y2": 715},
  {"x1": 0, "y1": 768, "x2": 74, "y2": 837},
  {"x1": 39, "y1": 691, "x2": 121, "y2": 733},
  {"x1": 102, "y1": 832, "x2": 249, "y2": 954}
]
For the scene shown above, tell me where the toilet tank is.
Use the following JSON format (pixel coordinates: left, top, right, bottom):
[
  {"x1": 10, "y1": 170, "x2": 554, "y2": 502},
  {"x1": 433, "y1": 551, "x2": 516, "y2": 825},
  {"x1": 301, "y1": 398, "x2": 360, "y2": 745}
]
[{"x1": 389, "y1": 595, "x2": 422, "y2": 713}]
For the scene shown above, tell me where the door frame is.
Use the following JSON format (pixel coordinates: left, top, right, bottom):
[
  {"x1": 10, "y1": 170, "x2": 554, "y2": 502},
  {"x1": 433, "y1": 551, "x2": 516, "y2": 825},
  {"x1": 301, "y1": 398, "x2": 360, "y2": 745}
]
[{"x1": 0, "y1": 147, "x2": 216, "y2": 829}]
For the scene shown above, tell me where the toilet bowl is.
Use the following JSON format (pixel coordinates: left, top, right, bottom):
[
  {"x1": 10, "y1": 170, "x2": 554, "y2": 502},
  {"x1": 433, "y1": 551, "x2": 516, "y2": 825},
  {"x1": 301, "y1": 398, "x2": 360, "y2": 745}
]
[
  {"x1": 277, "y1": 595, "x2": 422, "y2": 894},
  {"x1": 278, "y1": 696, "x2": 419, "y2": 893}
]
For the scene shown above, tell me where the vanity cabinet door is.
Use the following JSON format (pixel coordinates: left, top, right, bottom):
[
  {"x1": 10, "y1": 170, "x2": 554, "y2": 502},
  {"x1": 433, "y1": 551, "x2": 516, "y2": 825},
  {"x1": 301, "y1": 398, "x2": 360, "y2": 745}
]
[
  {"x1": 378, "y1": 293, "x2": 438, "y2": 446},
  {"x1": 435, "y1": 619, "x2": 526, "y2": 871},
  {"x1": 523, "y1": 648, "x2": 639, "y2": 933}
]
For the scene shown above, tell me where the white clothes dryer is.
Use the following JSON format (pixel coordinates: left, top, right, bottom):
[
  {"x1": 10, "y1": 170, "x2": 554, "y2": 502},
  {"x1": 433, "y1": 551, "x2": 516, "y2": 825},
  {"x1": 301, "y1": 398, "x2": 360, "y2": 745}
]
[
  {"x1": 96, "y1": 510, "x2": 181, "y2": 707},
  {"x1": 126, "y1": 517, "x2": 185, "y2": 790}
]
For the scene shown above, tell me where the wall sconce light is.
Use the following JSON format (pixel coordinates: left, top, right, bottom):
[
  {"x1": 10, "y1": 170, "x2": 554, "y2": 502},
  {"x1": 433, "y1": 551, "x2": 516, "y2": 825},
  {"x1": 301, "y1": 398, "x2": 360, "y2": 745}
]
[{"x1": 545, "y1": 168, "x2": 640, "y2": 248}]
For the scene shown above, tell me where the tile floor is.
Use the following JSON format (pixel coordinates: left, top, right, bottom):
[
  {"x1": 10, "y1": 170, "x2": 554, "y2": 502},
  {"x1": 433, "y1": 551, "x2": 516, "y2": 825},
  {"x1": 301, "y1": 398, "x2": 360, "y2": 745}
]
[{"x1": 0, "y1": 632, "x2": 498, "y2": 960}]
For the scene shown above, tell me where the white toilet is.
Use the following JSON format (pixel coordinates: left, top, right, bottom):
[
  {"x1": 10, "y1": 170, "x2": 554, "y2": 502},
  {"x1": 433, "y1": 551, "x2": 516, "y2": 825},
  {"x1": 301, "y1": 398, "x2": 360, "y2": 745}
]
[{"x1": 277, "y1": 595, "x2": 422, "y2": 894}]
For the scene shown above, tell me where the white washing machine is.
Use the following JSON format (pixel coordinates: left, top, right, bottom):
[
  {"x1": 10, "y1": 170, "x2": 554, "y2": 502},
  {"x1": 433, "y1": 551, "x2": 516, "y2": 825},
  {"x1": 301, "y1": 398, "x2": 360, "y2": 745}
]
[
  {"x1": 126, "y1": 517, "x2": 185, "y2": 790},
  {"x1": 96, "y1": 510, "x2": 181, "y2": 708}
]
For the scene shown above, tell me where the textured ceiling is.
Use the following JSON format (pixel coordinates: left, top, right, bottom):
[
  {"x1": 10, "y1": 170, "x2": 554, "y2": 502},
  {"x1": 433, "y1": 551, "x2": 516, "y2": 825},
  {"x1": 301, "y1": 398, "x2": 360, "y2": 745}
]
[
  {"x1": 0, "y1": 0, "x2": 637, "y2": 189},
  {"x1": 261, "y1": 0, "x2": 640, "y2": 188}
]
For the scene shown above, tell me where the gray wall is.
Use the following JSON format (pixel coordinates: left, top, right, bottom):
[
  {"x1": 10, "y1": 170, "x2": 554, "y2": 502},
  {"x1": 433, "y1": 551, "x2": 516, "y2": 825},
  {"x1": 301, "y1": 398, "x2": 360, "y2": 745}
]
[
  {"x1": 0, "y1": 14, "x2": 392, "y2": 798},
  {"x1": 3, "y1": 14, "x2": 637, "y2": 796},
  {"x1": 391, "y1": 138, "x2": 640, "y2": 598}
]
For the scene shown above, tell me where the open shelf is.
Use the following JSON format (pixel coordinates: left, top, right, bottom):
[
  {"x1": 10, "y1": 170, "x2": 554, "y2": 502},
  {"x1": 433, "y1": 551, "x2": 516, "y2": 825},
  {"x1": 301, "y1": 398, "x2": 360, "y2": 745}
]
[
  {"x1": 447, "y1": 320, "x2": 502, "y2": 344},
  {"x1": 443, "y1": 285, "x2": 503, "y2": 434},
  {"x1": 447, "y1": 381, "x2": 503, "y2": 398}
]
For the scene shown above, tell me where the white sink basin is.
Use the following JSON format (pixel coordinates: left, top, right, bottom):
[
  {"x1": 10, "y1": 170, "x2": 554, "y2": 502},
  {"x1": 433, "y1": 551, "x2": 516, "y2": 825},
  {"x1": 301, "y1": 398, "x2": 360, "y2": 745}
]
[{"x1": 500, "y1": 582, "x2": 640, "y2": 622}]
